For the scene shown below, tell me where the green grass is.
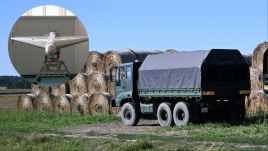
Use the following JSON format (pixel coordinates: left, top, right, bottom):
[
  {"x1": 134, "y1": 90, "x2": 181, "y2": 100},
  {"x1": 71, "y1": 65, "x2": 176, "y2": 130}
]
[
  {"x1": 159, "y1": 118, "x2": 268, "y2": 145},
  {"x1": 1, "y1": 134, "x2": 259, "y2": 151},
  {"x1": 117, "y1": 118, "x2": 268, "y2": 146},
  {"x1": 0, "y1": 110, "x2": 120, "y2": 150},
  {"x1": 0, "y1": 109, "x2": 267, "y2": 150},
  {"x1": 0, "y1": 110, "x2": 119, "y2": 133}
]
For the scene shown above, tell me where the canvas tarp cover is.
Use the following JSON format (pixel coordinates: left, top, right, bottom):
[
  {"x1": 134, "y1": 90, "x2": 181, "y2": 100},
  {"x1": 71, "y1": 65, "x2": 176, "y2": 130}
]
[{"x1": 138, "y1": 50, "x2": 210, "y2": 90}]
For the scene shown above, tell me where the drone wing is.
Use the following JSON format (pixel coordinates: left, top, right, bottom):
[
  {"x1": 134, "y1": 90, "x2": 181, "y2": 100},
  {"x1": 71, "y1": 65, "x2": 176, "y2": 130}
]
[
  {"x1": 11, "y1": 36, "x2": 47, "y2": 48},
  {"x1": 55, "y1": 36, "x2": 88, "y2": 49}
]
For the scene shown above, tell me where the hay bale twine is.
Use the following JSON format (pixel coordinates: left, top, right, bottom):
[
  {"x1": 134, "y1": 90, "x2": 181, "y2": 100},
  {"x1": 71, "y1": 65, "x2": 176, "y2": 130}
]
[
  {"x1": 34, "y1": 93, "x2": 53, "y2": 111},
  {"x1": 51, "y1": 83, "x2": 69, "y2": 96},
  {"x1": 17, "y1": 93, "x2": 36, "y2": 111},
  {"x1": 252, "y1": 42, "x2": 268, "y2": 71},
  {"x1": 88, "y1": 92, "x2": 110, "y2": 115},
  {"x1": 69, "y1": 73, "x2": 88, "y2": 96},
  {"x1": 250, "y1": 67, "x2": 263, "y2": 94},
  {"x1": 71, "y1": 93, "x2": 90, "y2": 115},
  {"x1": 85, "y1": 51, "x2": 104, "y2": 74},
  {"x1": 87, "y1": 72, "x2": 107, "y2": 95},
  {"x1": 31, "y1": 84, "x2": 50, "y2": 96},
  {"x1": 103, "y1": 51, "x2": 123, "y2": 75},
  {"x1": 51, "y1": 94, "x2": 71, "y2": 113}
]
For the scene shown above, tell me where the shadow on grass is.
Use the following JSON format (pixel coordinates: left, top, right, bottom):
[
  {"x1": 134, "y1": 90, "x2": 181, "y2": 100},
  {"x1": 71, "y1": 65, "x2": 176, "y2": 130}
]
[{"x1": 197, "y1": 114, "x2": 268, "y2": 126}]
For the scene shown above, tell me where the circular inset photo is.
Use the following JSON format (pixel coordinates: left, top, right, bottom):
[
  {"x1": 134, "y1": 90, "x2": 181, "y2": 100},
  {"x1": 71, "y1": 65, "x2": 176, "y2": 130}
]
[{"x1": 8, "y1": 5, "x2": 89, "y2": 87}]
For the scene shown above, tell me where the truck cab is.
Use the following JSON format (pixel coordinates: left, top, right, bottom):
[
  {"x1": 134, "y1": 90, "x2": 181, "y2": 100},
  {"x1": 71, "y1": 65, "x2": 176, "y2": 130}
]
[{"x1": 113, "y1": 62, "x2": 142, "y2": 107}]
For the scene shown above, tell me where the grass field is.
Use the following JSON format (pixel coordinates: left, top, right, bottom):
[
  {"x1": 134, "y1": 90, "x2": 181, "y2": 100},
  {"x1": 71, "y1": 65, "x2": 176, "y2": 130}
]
[
  {"x1": 0, "y1": 95, "x2": 267, "y2": 150},
  {"x1": 0, "y1": 110, "x2": 267, "y2": 150},
  {"x1": 0, "y1": 95, "x2": 18, "y2": 110},
  {"x1": 0, "y1": 89, "x2": 31, "y2": 94}
]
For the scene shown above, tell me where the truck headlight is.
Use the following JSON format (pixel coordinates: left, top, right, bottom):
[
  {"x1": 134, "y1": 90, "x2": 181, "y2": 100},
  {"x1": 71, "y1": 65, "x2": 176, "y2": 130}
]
[
  {"x1": 202, "y1": 91, "x2": 214, "y2": 96},
  {"x1": 264, "y1": 85, "x2": 268, "y2": 90},
  {"x1": 239, "y1": 90, "x2": 251, "y2": 95}
]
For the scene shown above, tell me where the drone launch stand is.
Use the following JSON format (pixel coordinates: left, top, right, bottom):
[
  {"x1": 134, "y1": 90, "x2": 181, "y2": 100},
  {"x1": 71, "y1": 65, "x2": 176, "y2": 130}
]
[{"x1": 34, "y1": 53, "x2": 70, "y2": 85}]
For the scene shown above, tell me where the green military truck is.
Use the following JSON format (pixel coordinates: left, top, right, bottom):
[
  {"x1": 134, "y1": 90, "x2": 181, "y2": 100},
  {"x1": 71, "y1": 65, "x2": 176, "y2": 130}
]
[{"x1": 111, "y1": 49, "x2": 250, "y2": 126}]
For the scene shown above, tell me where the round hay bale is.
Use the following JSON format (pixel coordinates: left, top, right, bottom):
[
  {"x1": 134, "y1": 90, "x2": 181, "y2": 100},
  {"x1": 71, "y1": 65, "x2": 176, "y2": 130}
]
[
  {"x1": 135, "y1": 50, "x2": 162, "y2": 61},
  {"x1": 69, "y1": 73, "x2": 88, "y2": 96},
  {"x1": 120, "y1": 49, "x2": 163, "y2": 62},
  {"x1": 165, "y1": 49, "x2": 178, "y2": 53},
  {"x1": 85, "y1": 51, "x2": 104, "y2": 74},
  {"x1": 34, "y1": 93, "x2": 53, "y2": 111},
  {"x1": 71, "y1": 93, "x2": 90, "y2": 115},
  {"x1": 88, "y1": 93, "x2": 110, "y2": 115},
  {"x1": 103, "y1": 51, "x2": 123, "y2": 75},
  {"x1": 250, "y1": 67, "x2": 263, "y2": 94},
  {"x1": 31, "y1": 84, "x2": 50, "y2": 96},
  {"x1": 51, "y1": 95, "x2": 71, "y2": 113},
  {"x1": 119, "y1": 49, "x2": 137, "y2": 63},
  {"x1": 51, "y1": 83, "x2": 69, "y2": 96},
  {"x1": 252, "y1": 42, "x2": 268, "y2": 71},
  {"x1": 17, "y1": 93, "x2": 36, "y2": 111},
  {"x1": 248, "y1": 93, "x2": 268, "y2": 116},
  {"x1": 87, "y1": 72, "x2": 107, "y2": 95}
]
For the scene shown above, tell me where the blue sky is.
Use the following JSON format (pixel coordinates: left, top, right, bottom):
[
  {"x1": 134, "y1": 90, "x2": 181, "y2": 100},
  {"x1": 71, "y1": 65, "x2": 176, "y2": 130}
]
[{"x1": 0, "y1": 0, "x2": 267, "y2": 75}]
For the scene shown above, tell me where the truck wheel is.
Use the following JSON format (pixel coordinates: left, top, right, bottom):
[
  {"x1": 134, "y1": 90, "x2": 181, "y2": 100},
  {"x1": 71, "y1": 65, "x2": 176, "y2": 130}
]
[
  {"x1": 173, "y1": 102, "x2": 190, "y2": 126},
  {"x1": 157, "y1": 102, "x2": 173, "y2": 127},
  {"x1": 121, "y1": 103, "x2": 139, "y2": 126}
]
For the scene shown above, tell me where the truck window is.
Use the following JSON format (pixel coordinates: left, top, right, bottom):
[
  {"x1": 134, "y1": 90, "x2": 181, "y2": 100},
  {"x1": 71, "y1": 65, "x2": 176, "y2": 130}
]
[
  {"x1": 115, "y1": 68, "x2": 120, "y2": 82},
  {"x1": 115, "y1": 67, "x2": 125, "y2": 86},
  {"x1": 126, "y1": 66, "x2": 132, "y2": 80},
  {"x1": 120, "y1": 67, "x2": 126, "y2": 80}
]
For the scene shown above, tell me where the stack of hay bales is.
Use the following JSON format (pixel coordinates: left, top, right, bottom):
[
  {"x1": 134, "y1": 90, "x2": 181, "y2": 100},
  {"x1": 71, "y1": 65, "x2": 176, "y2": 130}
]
[
  {"x1": 19, "y1": 49, "x2": 165, "y2": 114},
  {"x1": 247, "y1": 42, "x2": 268, "y2": 116}
]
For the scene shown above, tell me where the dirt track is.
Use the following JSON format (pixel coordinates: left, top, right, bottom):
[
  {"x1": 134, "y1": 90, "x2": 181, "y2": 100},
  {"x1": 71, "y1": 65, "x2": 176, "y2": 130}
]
[
  {"x1": 55, "y1": 120, "x2": 268, "y2": 149},
  {"x1": 57, "y1": 120, "x2": 161, "y2": 135}
]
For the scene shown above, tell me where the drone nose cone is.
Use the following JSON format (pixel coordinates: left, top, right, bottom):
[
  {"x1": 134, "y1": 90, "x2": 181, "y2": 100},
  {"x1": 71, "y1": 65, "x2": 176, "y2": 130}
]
[{"x1": 45, "y1": 44, "x2": 56, "y2": 56}]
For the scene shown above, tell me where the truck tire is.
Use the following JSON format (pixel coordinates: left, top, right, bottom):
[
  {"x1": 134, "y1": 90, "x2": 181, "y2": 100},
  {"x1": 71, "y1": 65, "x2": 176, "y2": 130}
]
[
  {"x1": 173, "y1": 102, "x2": 190, "y2": 126},
  {"x1": 121, "y1": 103, "x2": 139, "y2": 126},
  {"x1": 157, "y1": 102, "x2": 173, "y2": 127}
]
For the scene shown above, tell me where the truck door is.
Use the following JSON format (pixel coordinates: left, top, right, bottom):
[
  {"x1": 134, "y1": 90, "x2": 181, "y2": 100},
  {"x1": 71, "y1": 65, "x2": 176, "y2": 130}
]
[{"x1": 115, "y1": 66, "x2": 133, "y2": 97}]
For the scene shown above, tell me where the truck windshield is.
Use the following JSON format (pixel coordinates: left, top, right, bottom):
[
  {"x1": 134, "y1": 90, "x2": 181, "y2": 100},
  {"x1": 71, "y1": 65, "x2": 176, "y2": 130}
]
[{"x1": 126, "y1": 66, "x2": 132, "y2": 80}]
